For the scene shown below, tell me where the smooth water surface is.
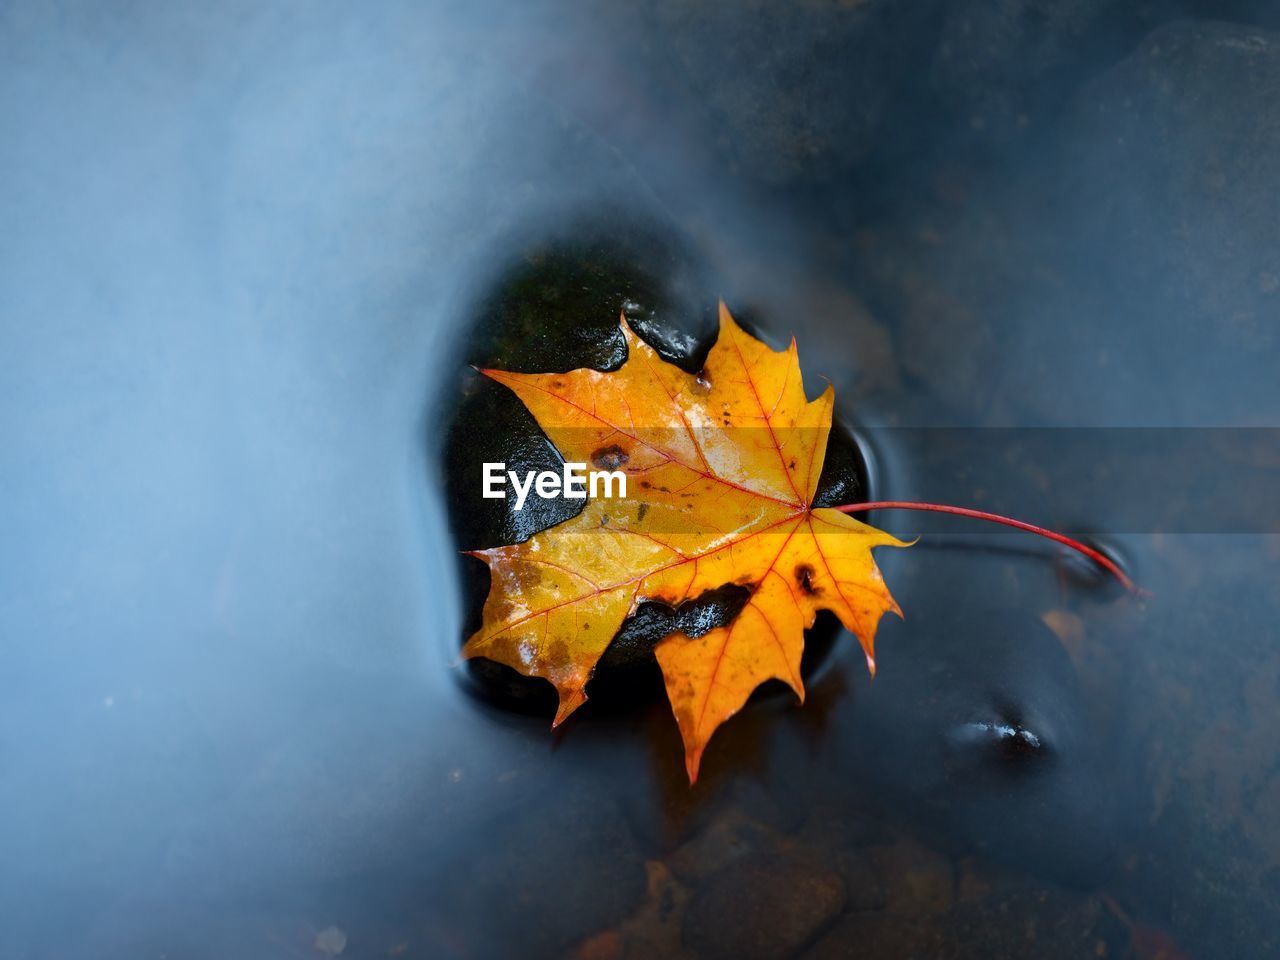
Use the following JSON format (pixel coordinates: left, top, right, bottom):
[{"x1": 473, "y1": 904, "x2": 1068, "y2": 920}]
[{"x1": 3, "y1": 2, "x2": 1278, "y2": 958}]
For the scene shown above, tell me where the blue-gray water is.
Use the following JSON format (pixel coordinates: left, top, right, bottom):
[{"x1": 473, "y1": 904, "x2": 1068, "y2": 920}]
[{"x1": 3, "y1": 3, "x2": 1279, "y2": 958}]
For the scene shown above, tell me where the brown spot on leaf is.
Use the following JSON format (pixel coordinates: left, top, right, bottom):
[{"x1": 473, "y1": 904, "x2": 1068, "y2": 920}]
[
  {"x1": 546, "y1": 640, "x2": 571, "y2": 670},
  {"x1": 509, "y1": 562, "x2": 543, "y2": 592},
  {"x1": 487, "y1": 597, "x2": 515, "y2": 623},
  {"x1": 591, "y1": 444, "x2": 630, "y2": 470},
  {"x1": 487, "y1": 632, "x2": 522, "y2": 665},
  {"x1": 795, "y1": 564, "x2": 818, "y2": 595}
]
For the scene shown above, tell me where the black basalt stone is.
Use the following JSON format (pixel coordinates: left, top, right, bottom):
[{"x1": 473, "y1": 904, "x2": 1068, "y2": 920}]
[{"x1": 444, "y1": 217, "x2": 872, "y2": 718}]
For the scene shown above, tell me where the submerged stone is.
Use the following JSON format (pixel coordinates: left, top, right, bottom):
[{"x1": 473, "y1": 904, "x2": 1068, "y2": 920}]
[{"x1": 842, "y1": 601, "x2": 1128, "y2": 888}]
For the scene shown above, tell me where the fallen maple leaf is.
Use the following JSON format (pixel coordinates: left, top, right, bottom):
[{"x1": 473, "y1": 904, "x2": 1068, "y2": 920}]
[{"x1": 463, "y1": 304, "x2": 907, "y2": 782}]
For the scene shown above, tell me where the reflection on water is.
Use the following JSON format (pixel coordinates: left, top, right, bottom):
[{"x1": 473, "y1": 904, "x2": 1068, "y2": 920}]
[{"x1": 2, "y1": 1, "x2": 1278, "y2": 958}]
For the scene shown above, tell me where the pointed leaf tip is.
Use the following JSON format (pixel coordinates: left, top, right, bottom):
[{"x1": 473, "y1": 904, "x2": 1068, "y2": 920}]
[
  {"x1": 685, "y1": 746, "x2": 705, "y2": 785},
  {"x1": 717, "y1": 299, "x2": 735, "y2": 329},
  {"x1": 553, "y1": 687, "x2": 587, "y2": 727}
]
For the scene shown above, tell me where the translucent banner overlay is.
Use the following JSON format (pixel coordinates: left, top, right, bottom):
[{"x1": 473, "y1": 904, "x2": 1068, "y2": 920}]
[{"x1": 484, "y1": 427, "x2": 1280, "y2": 535}]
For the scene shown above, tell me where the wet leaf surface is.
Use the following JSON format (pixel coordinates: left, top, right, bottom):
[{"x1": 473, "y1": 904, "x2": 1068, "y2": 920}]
[{"x1": 462, "y1": 306, "x2": 905, "y2": 781}]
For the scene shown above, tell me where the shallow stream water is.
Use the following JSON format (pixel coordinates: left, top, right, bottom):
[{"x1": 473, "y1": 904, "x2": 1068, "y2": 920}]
[{"x1": 3, "y1": 3, "x2": 1279, "y2": 958}]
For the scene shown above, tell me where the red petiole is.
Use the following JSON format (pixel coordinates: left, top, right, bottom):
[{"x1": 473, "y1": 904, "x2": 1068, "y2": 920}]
[{"x1": 833, "y1": 501, "x2": 1139, "y2": 594}]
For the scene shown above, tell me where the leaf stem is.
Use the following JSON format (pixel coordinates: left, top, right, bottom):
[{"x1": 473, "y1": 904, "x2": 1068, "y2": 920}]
[{"x1": 832, "y1": 501, "x2": 1139, "y2": 594}]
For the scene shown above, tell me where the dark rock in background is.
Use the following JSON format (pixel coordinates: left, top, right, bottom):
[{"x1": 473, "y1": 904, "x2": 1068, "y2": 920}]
[
  {"x1": 839, "y1": 18, "x2": 1280, "y2": 425},
  {"x1": 571, "y1": 1, "x2": 1280, "y2": 199},
  {"x1": 1051, "y1": 20, "x2": 1280, "y2": 423},
  {"x1": 683, "y1": 853, "x2": 846, "y2": 960},
  {"x1": 842, "y1": 598, "x2": 1129, "y2": 888},
  {"x1": 638, "y1": 0, "x2": 909, "y2": 187}
]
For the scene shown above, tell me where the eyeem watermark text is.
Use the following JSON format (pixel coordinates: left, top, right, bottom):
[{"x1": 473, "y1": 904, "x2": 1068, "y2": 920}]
[{"x1": 482, "y1": 463, "x2": 627, "y2": 511}]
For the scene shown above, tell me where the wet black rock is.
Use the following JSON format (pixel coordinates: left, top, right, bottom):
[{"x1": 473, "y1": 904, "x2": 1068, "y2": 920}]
[
  {"x1": 446, "y1": 217, "x2": 874, "y2": 718},
  {"x1": 445, "y1": 215, "x2": 712, "y2": 715},
  {"x1": 444, "y1": 214, "x2": 712, "y2": 552}
]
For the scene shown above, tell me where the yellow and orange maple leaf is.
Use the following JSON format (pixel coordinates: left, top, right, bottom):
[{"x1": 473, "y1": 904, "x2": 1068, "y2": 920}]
[{"x1": 463, "y1": 304, "x2": 907, "y2": 782}]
